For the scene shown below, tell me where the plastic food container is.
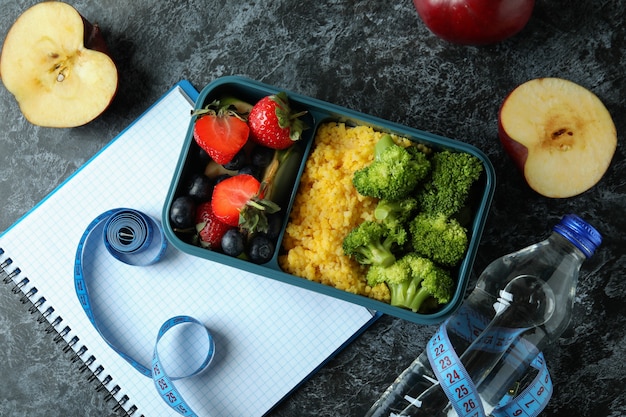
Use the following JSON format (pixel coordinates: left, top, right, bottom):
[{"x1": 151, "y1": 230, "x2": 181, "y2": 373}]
[{"x1": 162, "y1": 76, "x2": 495, "y2": 325}]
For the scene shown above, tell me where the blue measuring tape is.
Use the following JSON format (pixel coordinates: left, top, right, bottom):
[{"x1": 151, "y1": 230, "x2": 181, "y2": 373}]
[
  {"x1": 74, "y1": 208, "x2": 215, "y2": 417},
  {"x1": 428, "y1": 322, "x2": 486, "y2": 417},
  {"x1": 426, "y1": 304, "x2": 552, "y2": 417}
]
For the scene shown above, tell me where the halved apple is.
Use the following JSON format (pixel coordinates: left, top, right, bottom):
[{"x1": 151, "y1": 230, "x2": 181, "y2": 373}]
[
  {"x1": 498, "y1": 78, "x2": 617, "y2": 198},
  {"x1": 0, "y1": 2, "x2": 118, "y2": 128}
]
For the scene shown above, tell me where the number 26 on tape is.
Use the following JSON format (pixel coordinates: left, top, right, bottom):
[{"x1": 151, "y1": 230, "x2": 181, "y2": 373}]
[{"x1": 464, "y1": 399, "x2": 480, "y2": 416}]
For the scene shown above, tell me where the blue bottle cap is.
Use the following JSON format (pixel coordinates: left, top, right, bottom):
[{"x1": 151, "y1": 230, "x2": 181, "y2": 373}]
[{"x1": 553, "y1": 214, "x2": 602, "y2": 258}]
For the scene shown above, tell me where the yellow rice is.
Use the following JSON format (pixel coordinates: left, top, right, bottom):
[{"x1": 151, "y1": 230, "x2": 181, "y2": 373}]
[{"x1": 278, "y1": 122, "x2": 393, "y2": 301}]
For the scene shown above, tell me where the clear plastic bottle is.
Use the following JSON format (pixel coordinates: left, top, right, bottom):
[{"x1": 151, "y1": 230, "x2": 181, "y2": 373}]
[{"x1": 365, "y1": 214, "x2": 602, "y2": 417}]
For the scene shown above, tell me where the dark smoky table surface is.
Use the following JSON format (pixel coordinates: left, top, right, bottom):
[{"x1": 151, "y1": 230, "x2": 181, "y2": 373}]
[{"x1": 1, "y1": 1, "x2": 624, "y2": 416}]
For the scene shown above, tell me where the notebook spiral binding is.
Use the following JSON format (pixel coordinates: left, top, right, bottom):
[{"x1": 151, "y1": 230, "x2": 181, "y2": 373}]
[{"x1": 0, "y1": 247, "x2": 142, "y2": 417}]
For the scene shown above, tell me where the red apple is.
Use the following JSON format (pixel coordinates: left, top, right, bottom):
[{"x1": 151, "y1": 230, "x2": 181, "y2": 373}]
[
  {"x1": 413, "y1": 0, "x2": 535, "y2": 45},
  {"x1": 0, "y1": 2, "x2": 118, "y2": 128},
  {"x1": 498, "y1": 78, "x2": 617, "y2": 198}
]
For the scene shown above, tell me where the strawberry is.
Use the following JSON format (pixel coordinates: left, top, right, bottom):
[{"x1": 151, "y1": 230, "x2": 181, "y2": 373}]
[
  {"x1": 211, "y1": 174, "x2": 280, "y2": 233},
  {"x1": 248, "y1": 92, "x2": 307, "y2": 150},
  {"x1": 192, "y1": 100, "x2": 250, "y2": 165},
  {"x1": 195, "y1": 201, "x2": 232, "y2": 250}
]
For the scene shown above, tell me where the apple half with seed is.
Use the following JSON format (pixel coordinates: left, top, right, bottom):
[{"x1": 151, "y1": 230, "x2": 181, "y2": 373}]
[
  {"x1": 0, "y1": 2, "x2": 118, "y2": 128},
  {"x1": 498, "y1": 78, "x2": 617, "y2": 198}
]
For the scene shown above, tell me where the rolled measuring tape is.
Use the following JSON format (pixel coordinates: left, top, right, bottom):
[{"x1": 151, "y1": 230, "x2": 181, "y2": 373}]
[
  {"x1": 426, "y1": 305, "x2": 552, "y2": 417},
  {"x1": 74, "y1": 208, "x2": 215, "y2": 417}
]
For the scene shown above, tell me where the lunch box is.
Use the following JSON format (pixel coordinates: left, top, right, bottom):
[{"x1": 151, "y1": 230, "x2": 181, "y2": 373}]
[{"x1": 162, "y1": 76, "x2": 495, "y2": 325}]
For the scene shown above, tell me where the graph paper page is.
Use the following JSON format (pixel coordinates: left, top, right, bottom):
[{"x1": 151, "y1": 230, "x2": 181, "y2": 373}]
[{"x1": 0, "y1": 82, "x2": 376, "y2": 417}]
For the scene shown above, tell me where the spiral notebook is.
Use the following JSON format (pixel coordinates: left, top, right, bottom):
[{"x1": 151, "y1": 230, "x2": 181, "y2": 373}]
[{"x1": 0, "y1": 81, "x2": 379, "y2": 417}]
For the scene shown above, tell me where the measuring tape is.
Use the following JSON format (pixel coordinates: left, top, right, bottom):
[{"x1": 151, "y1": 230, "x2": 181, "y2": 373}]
[
  {"x1": 428, "y1": 322, "x2": 486, "y2": 417},
  {"x1": 74, "y1": 208, "x2": 215, "y2": 417},
  {"x1": 426, "y1": 304, "x2": 552, "y2": 417}
]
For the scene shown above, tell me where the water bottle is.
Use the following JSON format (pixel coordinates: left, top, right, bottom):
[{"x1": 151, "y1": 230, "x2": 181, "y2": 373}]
[{"x1": 365, "y1": 214, "x2": 602, "y2": 417}]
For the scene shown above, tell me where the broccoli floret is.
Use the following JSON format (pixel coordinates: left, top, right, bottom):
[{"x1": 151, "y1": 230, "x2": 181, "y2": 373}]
[
  {"x1": 401, "y1": 254, "x2": 454, "y2": 311},
  {"x1": 342, "y1": 221, "x2": 405, "y2": 267},
  {"x1": 374, "y1": 197, "x2": 419, "y2": 225},
  {"x1": 418, "y1": 150, "x2": 483, "y2": 217},
  {"x1": 352, "y1": 135, "x2": 431, "y2": 201},
  {"x1": 366, "y1": 253, "x2": 454, "y2": 313},
  {"x1": 410, "y1": 212, "x2": 468, "y2": 267},
  {"x1": 374, "y1": 197, "x2": 418, "y2": 244},
  {"x1": 366, "y1": 257, "x2": 411, "y2": 287}
]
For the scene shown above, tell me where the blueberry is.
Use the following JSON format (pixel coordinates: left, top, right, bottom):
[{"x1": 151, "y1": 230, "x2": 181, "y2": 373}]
[
  {"x1": 221, "y1": 228, "x2": 245, "y2": 257},
  {"x1": 238, "y1": 165, "x2": 262, "y2": 181},
  {"x1": 170, "y1": 196, "x2": 196, "y2": 229},
  {"x1": 251, "y1": 146, "x2": 275, "y2": 168},
  {"x1": 264, "y1": 213, "x2": 283, "y2": 240},
  {"x1": 247, "y1": 234, "x2": 275, "y2": 264},
  {"x1": 186, "y1": 173, "x2": 213, "y2": 202},
  {"x1": 214, "y1": 173, "x2": 232, "y2": 184},
  {"x1": 197, "y1": 147, "x2": 212, "y2": 166},
  {"x1": 223, "y1": 149, "x2": 247, "y2": 171}
]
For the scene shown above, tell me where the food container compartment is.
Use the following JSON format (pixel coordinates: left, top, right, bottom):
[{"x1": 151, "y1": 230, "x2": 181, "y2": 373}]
[{"x1": 162, "y1": 76, "x2": 496, "y2": 325}]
